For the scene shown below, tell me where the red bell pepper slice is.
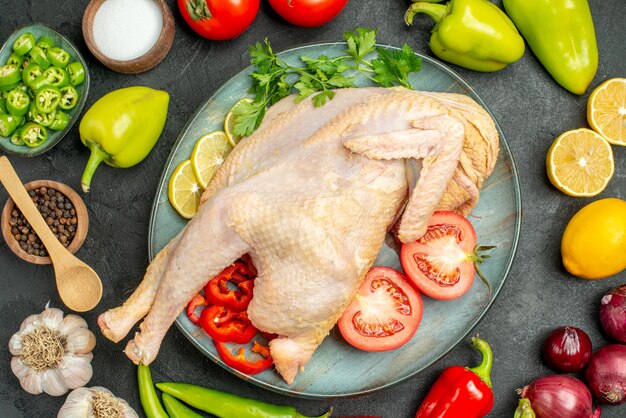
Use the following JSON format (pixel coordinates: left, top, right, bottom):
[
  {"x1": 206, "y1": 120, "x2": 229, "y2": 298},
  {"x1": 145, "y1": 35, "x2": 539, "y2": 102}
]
[
  {"x1": 204, "y1": 262, "x2": 255, "y2": 311},
  {"x1": 200, "y1": 305, "x2": 258, "y2": 344},
  {"x1": 185, "y1": 293, "x2": 207, "y2": 326},
  {"x1": 214, "y1": 340, "x2": 273, "y2": 375}
]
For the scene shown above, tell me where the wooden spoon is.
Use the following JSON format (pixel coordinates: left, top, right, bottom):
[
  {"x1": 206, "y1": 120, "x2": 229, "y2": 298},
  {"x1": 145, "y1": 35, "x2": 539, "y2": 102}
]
[{"x1": 0, "y1": 156, "x2": 102, "y2": 312}]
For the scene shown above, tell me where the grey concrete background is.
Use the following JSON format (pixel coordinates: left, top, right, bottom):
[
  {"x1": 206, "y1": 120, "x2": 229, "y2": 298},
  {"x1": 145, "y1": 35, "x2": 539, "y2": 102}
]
[{"x1": 1, "y1": 0, "x2": 625, "y2": 416}]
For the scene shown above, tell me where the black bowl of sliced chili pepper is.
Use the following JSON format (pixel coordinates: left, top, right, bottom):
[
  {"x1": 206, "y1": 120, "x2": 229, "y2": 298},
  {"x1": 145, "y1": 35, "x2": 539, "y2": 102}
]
[{"x1": 1, "y1": 179, "x2": 88, "y2": 265}]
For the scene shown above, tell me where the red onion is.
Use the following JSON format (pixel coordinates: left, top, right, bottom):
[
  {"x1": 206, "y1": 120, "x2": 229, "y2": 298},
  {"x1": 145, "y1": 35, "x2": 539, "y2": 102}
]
[
  {"x1": 542, "y1": 326, "x2": 592, "y2": 372},
  {"x1": 599, "y1": 284, "x2": 626, "y2": 343},
  {"x1": 519, "y1": 375, "x2": 600, "y2": 418},
  {"x1": 586, "y1": 344, "x2": 626, "y2": 405}
]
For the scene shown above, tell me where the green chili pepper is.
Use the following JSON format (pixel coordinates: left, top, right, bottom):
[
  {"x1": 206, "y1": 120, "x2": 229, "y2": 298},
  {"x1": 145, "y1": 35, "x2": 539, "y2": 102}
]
[
  {"x1": 0, "y1": 99, "x2": 7, "y2": 114},
  {"x1": 6, "y1": 90, "x2": 29, "y2": 116},
  {"x1": 79, "y1": 86, "x2": 169, "y2": 192},
  {"x1": 66, "y1": 61, "x2": 85, "y2": 86},
  {"x1": 22, "y1": 63, "x2": 43, "y2": 87},
  {"x1": 12, "y1": 33, "x2": 35, "y2": 56},
  {"x1": 10, "y1": 128, "x2": 23, "y2": 145},
  {"x1": 36, "y1": 35, "x2": 55, "y2": 53},
  {"x1": 502, "y1": 0, "x2": 598, "y2": 94},
  {"x1": 0, "y1": 82, "x2": 20, "y2": 95},
  {"x1": 137, "y1": 364, "x2": 169, "y2": 418},
  {"x1": 42, "y1": 67, "x2": 69, "y2": 88},
  {"x1": 20, "y1": 122, "x2": 47, "y2": 147},
  {"x1": 162, "y1": 393, "x2": 204, "y2": 418},
  {"x1": 0, "y1": 65, "x2": 22, "y2": 86},
  {"x1": 157, "y1": 382, "x2": 332, "y2": 418},
  {"x1": 7, "y1": 53, "x2": 25, "y2": 68},
  {"x1": 46, "y1": 47, "x2": 70, "y2": 68},
  {"x1": 49, "y1": 110, "x2": 69, "y2": 131},
  {"x1": 29, "y1": 104, "x2": 56, "y2": 127},
  {"x1": 35, "y1": 85, "x2": 61, "y2": 113},
  {"x1": 405, "y1": 0, "x2": 525, "y2": 72},
  {"x1": 0, "y1": 113, "x2": 21, "y2": 137},
  {"x1": 28, "y1": 46, "x2": 51, "y2": 69},
  {"x1": 59, "y1": 85, "x2": 78, "y2": 110}
]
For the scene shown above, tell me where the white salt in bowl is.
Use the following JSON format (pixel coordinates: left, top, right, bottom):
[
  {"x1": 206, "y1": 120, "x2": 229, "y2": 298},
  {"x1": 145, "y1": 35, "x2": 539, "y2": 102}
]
[{"x1": 82, "y1": 0, "x2": 174, "y2": 74}]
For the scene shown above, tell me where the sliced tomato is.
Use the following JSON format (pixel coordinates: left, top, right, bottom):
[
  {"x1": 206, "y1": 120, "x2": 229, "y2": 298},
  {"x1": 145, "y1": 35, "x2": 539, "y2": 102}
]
[
  {"x1": 400, "y1": 211, "x2": 478, "y2": 300},
  {"x1": 338, "y1": 266, "x2": 423, "y2": 352}
]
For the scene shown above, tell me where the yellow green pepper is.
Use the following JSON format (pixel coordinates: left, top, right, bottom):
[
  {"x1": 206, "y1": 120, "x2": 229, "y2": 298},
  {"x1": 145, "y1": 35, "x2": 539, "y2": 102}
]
[
  {"x1": 79, "y1": 86, "x2": 169, "y2": 192},
  {"x1": 405, "y1": 0, "x2": 525, "y2": 72},
  {"x1": 503, "y1": 0, "x2": 598, "y2": 95}
]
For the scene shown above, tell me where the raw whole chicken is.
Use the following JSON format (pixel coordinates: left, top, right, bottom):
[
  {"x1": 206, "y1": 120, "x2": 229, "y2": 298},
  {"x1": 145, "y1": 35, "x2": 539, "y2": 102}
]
[{"x1": 98, "y1": 87, "x2": 499, "y2": 384}]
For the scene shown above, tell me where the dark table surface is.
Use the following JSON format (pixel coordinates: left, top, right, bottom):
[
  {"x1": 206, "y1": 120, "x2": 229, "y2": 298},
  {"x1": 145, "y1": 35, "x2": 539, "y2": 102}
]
[{"x1": 1, "y1": 1, "x2": 625, "y2": 417}]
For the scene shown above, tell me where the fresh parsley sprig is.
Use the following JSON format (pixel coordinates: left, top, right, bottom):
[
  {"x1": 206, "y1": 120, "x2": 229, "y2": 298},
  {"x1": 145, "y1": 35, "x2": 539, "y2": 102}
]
[{"x1": 232, "y1": 28, "x2": 422, "y2": 138}]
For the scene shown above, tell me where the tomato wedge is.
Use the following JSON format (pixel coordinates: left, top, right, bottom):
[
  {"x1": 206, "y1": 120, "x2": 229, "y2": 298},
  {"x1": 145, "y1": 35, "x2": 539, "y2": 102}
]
[
  {"x1": 400, "y1": 211, "x2": 493, "y2": 300},
  {"x1": 338, "y1": 266, "x2": 423, "y2": 352}
]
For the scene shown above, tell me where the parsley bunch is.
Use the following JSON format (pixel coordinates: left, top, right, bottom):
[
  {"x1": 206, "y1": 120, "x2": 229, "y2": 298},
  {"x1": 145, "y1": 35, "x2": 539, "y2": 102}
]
[{"x1": 232, "y1": 28, "x2": 422, "y2": 138}]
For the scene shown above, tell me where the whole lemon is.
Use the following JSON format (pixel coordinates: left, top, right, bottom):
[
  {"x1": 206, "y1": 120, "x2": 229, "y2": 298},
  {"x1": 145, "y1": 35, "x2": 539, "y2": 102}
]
[{"x1": 562, "y1": 198, "x2": 626, "y2": 279}]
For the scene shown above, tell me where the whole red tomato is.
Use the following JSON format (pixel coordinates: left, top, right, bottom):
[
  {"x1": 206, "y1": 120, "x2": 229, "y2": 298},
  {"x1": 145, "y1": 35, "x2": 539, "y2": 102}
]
[
  {"x1": 268, "y1": 0, "x2": 349, "y2": 27},
  {"x1": 178, "y1": 0, "x2": 260, "y2": 40}
]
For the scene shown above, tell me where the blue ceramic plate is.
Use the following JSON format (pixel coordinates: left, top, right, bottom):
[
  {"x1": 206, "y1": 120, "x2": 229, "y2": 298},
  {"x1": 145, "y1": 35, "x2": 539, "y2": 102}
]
[
  {"x1": 148, "y1": 43, "x2": 521, "y2": 399},
  {"x1": 0, "y1": 23, "x2": 90, "y2": 157}
]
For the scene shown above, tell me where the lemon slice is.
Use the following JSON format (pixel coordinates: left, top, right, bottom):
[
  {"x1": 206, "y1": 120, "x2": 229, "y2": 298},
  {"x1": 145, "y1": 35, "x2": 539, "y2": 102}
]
[
  {"x1": 587, "y1": 78, "x2": 626, "y2": 146},
  {"x1": 224, "y1": 98, "x2": 253, "y2": 147},
  {"x1": 546, "y1": 128, "x2": 614, "y2": 197},
  {"x1": 190, "y1": 131, "x2": 232, "y2": 189},
  {"x1": 168, "y1": 160, "x2": 203, "y2": 219}
]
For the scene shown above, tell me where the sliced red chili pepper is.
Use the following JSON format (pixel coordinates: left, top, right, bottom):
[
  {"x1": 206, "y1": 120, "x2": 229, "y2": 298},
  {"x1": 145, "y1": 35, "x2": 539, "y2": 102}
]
[
  {"x1": 200, "y1": 305, "x2": 257, "y2": 344},
  {"x1": 205, "y1": 262, "x2": 255, "y2": 311},
  {"x1": 214, "y1": 340, "x2": 273, "y2": 375},
  {"x1": 185, "y1": 293, "x2": 207, "y2": 326}
]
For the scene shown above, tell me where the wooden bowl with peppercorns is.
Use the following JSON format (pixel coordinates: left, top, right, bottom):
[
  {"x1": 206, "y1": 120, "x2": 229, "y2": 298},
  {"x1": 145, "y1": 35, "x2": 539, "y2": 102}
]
[{"x1": 1, "y1": 180, "x2": 88, "y2": 265}]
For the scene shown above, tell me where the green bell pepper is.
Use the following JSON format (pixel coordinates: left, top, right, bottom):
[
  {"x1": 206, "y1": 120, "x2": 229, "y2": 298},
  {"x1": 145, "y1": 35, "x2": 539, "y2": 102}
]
[
  {"x1": 502, "y1": 0, "x2": 598, "y2": 95},
  {"x1": 405, "y1": 0, "x2": 525, "y2": 72},
  {"x1": 79, "y1": 86, "x2": 169, "y2": 192}
]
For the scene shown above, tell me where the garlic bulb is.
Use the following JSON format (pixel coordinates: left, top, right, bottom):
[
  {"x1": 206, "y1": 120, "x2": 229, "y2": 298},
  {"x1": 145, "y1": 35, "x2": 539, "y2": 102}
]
[
  {"x1": 8, "y1": 304, "x2": 96, "y2": 396},
  {"x1": 58, "y1": 387, "x2": 138, "y2": 418}
]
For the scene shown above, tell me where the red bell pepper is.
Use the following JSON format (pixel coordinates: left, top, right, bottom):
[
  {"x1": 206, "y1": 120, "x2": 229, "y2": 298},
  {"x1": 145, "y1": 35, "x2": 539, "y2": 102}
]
[
  {"x1": 214, "y1": 340, "x2": 273, "y2": 375},
  {"x1": 415, "y1": 336, "x2": 494, "y2": 418},
  {"x1": 204, "y1": 262, "x2": 255, "y2": 311},
  {"x1": 200, "y1": 304, "x2": 258, "y2": 344},
  {"x1": 185, "y1": 293, "x2": 207, "y2": 326}
]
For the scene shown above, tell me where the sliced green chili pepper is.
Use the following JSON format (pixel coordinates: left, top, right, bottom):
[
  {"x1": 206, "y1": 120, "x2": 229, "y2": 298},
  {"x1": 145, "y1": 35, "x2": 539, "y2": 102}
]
[
  {"x1": 0, "y1": 82, "x2": 20, "y2": 95},
  {"x1": 66, "y1": 61, "x2": 85, "y2": 86},
  {"x1": 10, "y1": 128, "x2": 23, "y2": 145},
  {"x1": 46, "y1": 47, "x2": 70, "y2": 68},
  {"x1": 28, "y1": 46, "x2": 51, "y2": 69},
  {"x1": 49, "y1": 110, "x2": 69, "y2": 131},
  {"x1": 0, "y1": 65, "x2": 22, "y2": 86},
  {"x1": 20, "y1": 122, "x2": 47, "y2": 147},
  {"x1": 7, "y1": 53, "x2": 25, "y2": 67},
  {"x1": 157, "y1": 382, "x2": 332, "y2": 418},
  {"x1": 36, "y1": 35, "x2": 55, "y2": 52},
  {"x1": 42, "y1": 67, "x2": 69, "y2": 88},
  {"x1": 22, "y1": 63, "x2": 43, "y2": 87},
  {"x1": 138, "y1": 364, "x2": 169, "y2": 418},
  {"x1": 30, "y1": 105, "x2": 56, "y2": 127},
  {"x1": 35, "y1": 85, "x2": 61, "y2": 112},
  {"x1": 12, "y1": 33, "x2": 36, "y2": 56},
  {"x1": 162, "y1": 393, "x2": 204, "y2": 418},
  {"x1": 0, "y1": 114, "x2": 21, "y2": 136},
  {"x1": 0, "y1": 99, "x2": 7, "y2": 114},
  {"x1": 59, "y1": 85, "x2": 78, "y2": 110},
  {"x1": 6, "y1": 90, "x2": 29, "y2": 116},
  {"x1": 30, "y1": 74, "x2": 52, "y2": 92}
]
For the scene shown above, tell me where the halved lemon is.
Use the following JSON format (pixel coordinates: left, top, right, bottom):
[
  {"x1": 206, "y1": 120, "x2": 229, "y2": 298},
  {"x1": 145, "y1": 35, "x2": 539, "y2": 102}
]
[
  {"x1": 587, "y1": 78, "x2": 626, "y2": 146},
  {"x1": 224, "y1": 98, "x2": 253, "y2": 147},
  {"x1": 190, "y1": 131, "x2": 232, "y2": 189},
  {"x1": 168, "y1": 159, "x2": 203, "y2": 219},
  {"x1": 546, "y1": 128, "x2": 614, "y2": 197}
]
